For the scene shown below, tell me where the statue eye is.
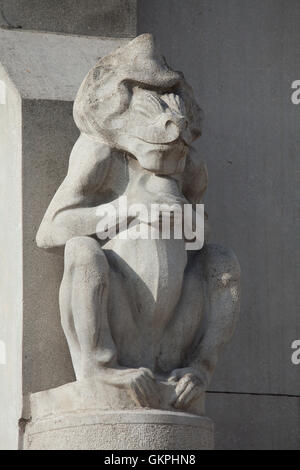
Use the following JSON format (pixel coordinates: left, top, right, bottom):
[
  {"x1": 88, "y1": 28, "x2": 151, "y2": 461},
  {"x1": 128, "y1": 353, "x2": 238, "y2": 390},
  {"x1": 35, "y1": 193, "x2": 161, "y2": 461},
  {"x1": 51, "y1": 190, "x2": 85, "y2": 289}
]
[{"x1": 132, "y1": 90, "x2": 164, "y2": 119}]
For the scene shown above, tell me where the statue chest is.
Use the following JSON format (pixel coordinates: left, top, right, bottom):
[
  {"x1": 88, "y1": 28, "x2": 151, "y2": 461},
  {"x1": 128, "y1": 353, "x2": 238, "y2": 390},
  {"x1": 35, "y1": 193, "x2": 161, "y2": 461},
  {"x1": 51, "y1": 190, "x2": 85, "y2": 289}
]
[{"x1": 104, "y1": 229, "x2": 187, "y2": 329}]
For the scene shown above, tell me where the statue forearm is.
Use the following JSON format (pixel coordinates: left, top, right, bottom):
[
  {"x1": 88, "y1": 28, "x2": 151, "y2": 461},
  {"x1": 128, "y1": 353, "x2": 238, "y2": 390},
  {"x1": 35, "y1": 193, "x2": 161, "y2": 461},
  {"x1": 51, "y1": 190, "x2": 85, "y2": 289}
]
[
  {"x1": 36, "y1": 206, "x2": 99, "y2": 249},
  {"x1": 36, "y1": 200, "x2": 131, "y2": 249}
]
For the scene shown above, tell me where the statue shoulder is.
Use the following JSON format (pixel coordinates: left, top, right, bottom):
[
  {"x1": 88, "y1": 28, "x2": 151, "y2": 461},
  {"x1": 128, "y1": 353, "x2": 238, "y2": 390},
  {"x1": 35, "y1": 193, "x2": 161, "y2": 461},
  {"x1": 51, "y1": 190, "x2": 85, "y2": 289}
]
[{"x1": 66, "y1": 133, "x2": 112, "y2": 193}]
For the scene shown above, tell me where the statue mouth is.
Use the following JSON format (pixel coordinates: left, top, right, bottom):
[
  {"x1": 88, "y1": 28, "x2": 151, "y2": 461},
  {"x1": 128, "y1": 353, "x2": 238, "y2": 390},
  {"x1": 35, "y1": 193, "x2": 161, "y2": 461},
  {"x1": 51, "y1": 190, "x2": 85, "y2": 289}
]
[{"x1": 132, "y1": 136, "x2": 190, "y2": 149}]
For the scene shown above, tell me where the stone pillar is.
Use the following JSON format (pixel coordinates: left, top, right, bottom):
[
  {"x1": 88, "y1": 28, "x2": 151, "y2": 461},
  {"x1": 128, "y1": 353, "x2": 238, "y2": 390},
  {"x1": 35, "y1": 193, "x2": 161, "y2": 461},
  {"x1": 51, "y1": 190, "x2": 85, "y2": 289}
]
[{"x1": 0, "y1": 27, "x2": 129, "y2": 451}]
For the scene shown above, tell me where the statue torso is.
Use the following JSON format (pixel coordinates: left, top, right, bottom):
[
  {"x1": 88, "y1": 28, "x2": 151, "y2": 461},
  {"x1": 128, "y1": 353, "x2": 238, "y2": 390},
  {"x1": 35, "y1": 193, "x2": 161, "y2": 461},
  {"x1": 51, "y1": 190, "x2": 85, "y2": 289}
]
[{"x1": 102, "y1": 157, "x2": 188, "y2": 334}]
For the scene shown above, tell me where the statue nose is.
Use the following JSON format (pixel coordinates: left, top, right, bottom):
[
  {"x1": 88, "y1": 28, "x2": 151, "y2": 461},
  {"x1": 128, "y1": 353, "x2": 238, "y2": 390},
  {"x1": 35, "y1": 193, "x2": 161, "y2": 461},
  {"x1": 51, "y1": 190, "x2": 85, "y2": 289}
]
[{"x1": 164, "y1": 115, "x2": 188, "y2": 142}]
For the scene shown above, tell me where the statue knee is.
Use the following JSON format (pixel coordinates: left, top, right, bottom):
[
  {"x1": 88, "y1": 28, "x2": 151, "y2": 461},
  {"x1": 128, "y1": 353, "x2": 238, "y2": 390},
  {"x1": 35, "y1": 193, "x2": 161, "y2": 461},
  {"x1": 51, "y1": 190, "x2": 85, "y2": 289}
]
[{"x1": 64, "y1": 236, "x2": 108, "y2": 273}]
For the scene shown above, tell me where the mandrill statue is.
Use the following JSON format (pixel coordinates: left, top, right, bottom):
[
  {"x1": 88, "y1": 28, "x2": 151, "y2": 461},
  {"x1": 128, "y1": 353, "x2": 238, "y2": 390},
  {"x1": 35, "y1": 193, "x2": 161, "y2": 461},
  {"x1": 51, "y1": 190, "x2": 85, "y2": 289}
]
[{"x1": 36, "y1": 34, "x2": 240, "y2": 416}]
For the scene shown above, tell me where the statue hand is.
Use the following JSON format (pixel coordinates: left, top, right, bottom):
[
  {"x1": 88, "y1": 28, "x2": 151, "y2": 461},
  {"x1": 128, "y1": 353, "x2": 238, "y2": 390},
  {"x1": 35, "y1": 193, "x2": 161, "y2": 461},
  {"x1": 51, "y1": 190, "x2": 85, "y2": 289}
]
[
  {"x1": 118, "y1": 367, "x2": 159, "y2": 408},
  {"x1": 168, "y1": 367, "x2": 206, "y2": 410},
  {"x1": 127, "y1": 173, "x2": 187, "y2": 210}
]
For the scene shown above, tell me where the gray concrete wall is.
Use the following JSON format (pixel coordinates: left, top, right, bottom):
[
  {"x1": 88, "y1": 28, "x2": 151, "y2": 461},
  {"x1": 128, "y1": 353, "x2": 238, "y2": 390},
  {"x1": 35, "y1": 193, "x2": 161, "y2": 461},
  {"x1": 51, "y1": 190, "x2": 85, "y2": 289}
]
[
  {"x1": 0, "y1": 0, "x2": 137, "y2": 37},
  {"x1": 206, "y1": 392, "x2": 300, "y2": 450},
  {"x1": 0, "y1": 65, "x2": 23, "y2": 450},
  {"x1": 138, "y1": 0, "x2": 300, "y2": 449},
  {"x1": 22, "y1": 100, "x2": 77, "y2": 394}
]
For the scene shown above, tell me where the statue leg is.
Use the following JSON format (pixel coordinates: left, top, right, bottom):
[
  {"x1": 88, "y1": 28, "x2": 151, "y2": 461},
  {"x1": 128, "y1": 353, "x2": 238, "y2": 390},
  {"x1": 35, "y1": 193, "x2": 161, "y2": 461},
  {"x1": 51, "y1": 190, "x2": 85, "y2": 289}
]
[
  {"x1": 188, "y1": 244, "x2": 241, "y2": 386},
  {"x1": 59, "y1": 236, "x2": 117, "y2": 380},
  {"x1": 163, "y1": 244, "x2": 240, "y2": 410}
]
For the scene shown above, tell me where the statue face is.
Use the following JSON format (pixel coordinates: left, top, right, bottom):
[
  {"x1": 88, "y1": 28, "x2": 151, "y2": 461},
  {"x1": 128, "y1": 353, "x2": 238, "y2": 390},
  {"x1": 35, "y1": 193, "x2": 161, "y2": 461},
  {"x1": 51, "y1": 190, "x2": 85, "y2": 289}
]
[
  {"x1": 74, "y1": 35, "x2": 203, "y2": 175},
  {"x1": 113, "y1": 87, "x2": 192, "y2": 175}
]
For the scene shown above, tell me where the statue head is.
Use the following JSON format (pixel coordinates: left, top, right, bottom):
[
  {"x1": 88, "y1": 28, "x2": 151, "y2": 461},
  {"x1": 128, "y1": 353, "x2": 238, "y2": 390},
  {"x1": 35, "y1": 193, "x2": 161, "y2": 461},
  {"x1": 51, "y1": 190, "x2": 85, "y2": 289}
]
[{"x1": 74, "y1": 34, "x2": 202, "y2": 175}]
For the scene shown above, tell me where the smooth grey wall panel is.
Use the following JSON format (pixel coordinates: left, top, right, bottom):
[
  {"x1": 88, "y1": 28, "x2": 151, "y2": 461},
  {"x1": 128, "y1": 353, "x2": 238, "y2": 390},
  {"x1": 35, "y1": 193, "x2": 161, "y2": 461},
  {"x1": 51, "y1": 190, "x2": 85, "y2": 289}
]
[
  {"x1": 207, "y1": 392, "x2": 300, "y2": 450},
  {"x1": 22, "y1": 100, "x2": 77, "y2": 394}
]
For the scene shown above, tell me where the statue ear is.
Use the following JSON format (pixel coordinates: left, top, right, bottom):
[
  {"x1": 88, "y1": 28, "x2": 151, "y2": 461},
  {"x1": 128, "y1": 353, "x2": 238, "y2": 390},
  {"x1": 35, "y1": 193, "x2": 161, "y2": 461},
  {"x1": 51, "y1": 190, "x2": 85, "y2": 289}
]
[
  {"x1": 190, "y1": 104, "x2": 203, "y2": 140},
  {"x1": 182, "y1": 150, "x2": 208, "y2": 204},
  {"x1": 178, "y1": 80, "x2": 203, "y2": 141}
]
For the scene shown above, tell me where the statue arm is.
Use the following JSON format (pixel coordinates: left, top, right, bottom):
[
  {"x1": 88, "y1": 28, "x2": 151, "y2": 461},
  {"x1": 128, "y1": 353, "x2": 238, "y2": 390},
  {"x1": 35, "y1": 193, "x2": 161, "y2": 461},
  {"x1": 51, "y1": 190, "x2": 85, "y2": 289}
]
[{"x1": 36, "y1": 134, "x2": 114, "y2": 249}]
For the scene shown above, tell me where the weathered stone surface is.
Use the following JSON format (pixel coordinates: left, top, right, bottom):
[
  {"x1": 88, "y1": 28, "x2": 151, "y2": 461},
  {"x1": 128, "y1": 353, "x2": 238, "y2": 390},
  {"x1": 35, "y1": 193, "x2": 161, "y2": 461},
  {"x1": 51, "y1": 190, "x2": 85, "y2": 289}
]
[
  {"x1": 0, "y1": 0, "x2": 137, "y2": 37},
  {"x1": 24, "y1": 410, "x2": 214, "y2": 450}
]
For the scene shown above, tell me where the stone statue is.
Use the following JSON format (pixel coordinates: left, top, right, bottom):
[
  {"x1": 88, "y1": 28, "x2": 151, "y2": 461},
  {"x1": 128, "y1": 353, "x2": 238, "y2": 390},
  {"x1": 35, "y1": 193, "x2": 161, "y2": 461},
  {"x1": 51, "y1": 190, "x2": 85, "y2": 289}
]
[{"x1": 36, "y1": 34, "x2": 240, "y2": 419}]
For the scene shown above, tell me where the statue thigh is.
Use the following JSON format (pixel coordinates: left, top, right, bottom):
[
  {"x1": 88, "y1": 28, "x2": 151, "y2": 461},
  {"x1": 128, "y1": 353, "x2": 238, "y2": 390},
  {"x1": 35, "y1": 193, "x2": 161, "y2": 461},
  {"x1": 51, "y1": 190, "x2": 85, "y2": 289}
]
[{"x1": 106, "y1": 249, "x2": 206, "y2": 375}]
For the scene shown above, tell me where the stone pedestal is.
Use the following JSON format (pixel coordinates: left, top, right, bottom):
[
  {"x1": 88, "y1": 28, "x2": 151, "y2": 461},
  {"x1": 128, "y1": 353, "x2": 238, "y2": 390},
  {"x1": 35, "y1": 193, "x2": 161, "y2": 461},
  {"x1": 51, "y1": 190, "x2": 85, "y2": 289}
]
[
  {"x1": 24, "y1": 410, "x2": 214, "y2": 450},
  {"x1": 22, "y1": 376, "x2": 213, "y2": 450}
]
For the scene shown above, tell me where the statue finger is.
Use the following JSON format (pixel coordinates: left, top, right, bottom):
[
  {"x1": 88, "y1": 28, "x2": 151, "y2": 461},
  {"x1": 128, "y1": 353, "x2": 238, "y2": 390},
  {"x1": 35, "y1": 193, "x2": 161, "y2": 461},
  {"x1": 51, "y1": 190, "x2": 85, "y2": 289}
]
[
  {"x1": 171, "y1": 378, "x2": 189, "y2": 404},
  {"x1": 139, "y1": 367, "x2": 155, "y2": 380},
  {"x1": 168, "y1": 369, "x2": 181, "y2": 382},
  {"x1": 175, "y1": 374, "x2": 192, "y2": 393},
  {"x1": 130, "y1": 381, "x2": 151, "y2": 407},
  {"x1": 143, "y1": 375, "x2": 159, "y2": 399},
  {"x1": 174, "y1": 382, "x2": 196, "y2": 409}
]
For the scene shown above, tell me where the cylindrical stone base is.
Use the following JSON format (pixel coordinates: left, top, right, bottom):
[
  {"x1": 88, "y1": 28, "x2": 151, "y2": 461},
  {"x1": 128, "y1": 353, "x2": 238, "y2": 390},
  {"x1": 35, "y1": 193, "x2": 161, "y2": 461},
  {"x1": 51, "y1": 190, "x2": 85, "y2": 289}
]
[{"x1": 24, "y1": 410, "x2": 214, "y2": 450}]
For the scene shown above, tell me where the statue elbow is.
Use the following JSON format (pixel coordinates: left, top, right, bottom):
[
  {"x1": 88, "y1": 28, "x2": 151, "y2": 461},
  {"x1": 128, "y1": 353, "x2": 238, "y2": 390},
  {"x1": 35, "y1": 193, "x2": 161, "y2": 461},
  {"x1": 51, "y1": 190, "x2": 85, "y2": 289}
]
[
  {"x1": 36, "y1": 222, "x2": 66, "y2": 250},
  {"x1": 36, "y1": 225, "x2": 52, "y2": 250}
]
